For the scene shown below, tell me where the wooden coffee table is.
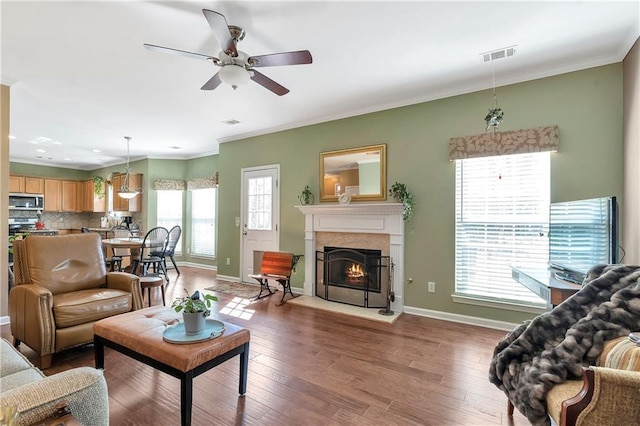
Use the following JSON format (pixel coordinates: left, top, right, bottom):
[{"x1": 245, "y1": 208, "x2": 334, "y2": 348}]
[{"x1": 93, "y1": 306, "x2": 250, "y2": 426}]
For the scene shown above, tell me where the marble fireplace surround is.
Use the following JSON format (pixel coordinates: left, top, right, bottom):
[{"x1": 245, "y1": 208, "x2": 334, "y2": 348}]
[{"x1": 296, "y1": 203, "x2": 405, "y2": 312}]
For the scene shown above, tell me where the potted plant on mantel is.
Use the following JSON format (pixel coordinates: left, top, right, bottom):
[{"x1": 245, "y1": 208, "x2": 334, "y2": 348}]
[
  {"x1": 389, "y1": 182, "x2": 415, "y2": 227},
  {"x1": 171, "y1": 290, "x2": 218, "y2": 335}
]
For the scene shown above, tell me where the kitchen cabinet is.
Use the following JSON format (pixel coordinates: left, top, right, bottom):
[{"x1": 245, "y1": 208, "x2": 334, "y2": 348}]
[
  {"x1": 61, "y1": 181, "x2": 77, "y2": 211},
  {"x1": 25, "y1": 177, "x2": 44, "y2": 194},
  {"x1": 44, "y1": 179, "x2": 61, "y2": 212},
  {"x1": 80, "y1": 180, "x2": 106, "y2": 212},
  {"x1": 9, "y1": 176, "x2": 24, "y2": 193},
  {"x1": 111, "y1": 173, "x2": 142, "y2": 212},
  {"x1": 44, "y1": 179, "x2": 78, "y2": 212},
  {"x1": 9, "y1": 176, "x2": 44, "y2": 194}
]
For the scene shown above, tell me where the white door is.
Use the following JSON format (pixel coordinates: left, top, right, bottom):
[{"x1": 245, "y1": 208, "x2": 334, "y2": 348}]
[{"x1": 240, "y1": 165, "x2": 280, "y2": 283}]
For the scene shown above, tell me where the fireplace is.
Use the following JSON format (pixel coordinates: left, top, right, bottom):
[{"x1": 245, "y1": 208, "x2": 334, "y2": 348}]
[
  {"x1": 296, "y1": 203, "x2": 405, "y2": 313},
  {"x1": 316, "y1": 246, "x2": 390, "y2": 308}
]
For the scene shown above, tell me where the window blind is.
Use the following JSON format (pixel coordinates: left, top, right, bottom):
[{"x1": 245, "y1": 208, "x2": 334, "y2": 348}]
[
  {"x1": 455, "y1": 152, "x2": 550, "y2": 306},
  {"x1": 190, "y1": 188, "x2": 216, "y2": 257},
  {"x1": 156, "y1": 190, "x2": 183, "y2": 255}
]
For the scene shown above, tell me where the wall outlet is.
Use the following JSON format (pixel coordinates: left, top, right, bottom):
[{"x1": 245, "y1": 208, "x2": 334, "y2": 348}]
[
  {"x1": 428, "y1": 281, "x2": 436, "y2": 293},
  {"x1": 226, "y1": 258, "x2": 230, "y2": 266},
  {"x1": 59, "y1": 217, "x2": 64, "y2": 222}
]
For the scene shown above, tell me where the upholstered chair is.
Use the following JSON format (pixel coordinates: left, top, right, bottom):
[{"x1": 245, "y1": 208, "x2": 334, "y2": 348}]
[{"x1": 9, "y1": 233, "x2": 143, "y2": 369}]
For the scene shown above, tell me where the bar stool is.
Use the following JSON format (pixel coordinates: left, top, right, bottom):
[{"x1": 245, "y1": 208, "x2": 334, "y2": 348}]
[{"x1": 139, "y1": 276, "x2": 165, "y2": 307}]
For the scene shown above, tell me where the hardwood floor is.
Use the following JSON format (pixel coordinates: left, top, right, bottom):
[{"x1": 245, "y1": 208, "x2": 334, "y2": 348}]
[{"x1": 2, "y1": 267, "x2": 532, "y2": 425}]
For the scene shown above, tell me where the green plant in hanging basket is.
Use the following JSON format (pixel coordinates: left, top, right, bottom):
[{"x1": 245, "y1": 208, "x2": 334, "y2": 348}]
[
  {"x1": 389, "y1": 182, "x2": 415, "y2": 224},
  {"x1": 93, "y1": 176, "x2": 105, "y2": 199}
]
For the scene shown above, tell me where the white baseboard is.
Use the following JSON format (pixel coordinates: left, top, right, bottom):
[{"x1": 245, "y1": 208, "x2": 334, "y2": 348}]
[
  {"x1": 175, "y1": 262, "x2": 217, "y2": 271},
  {"x1": 403, "y1": 305, "x2": 518, "y2": 331},
  {"x1": 215, "y1": 274, "x2": 240, "y2": 282}
]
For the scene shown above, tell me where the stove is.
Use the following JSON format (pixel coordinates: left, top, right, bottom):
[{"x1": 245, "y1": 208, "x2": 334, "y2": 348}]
[{"x1": 9, "y1": 218, "x2": 37, "y2": 235}]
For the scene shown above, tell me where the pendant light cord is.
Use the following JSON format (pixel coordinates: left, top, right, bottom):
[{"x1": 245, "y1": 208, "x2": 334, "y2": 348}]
[{"x1": 491, "y1": 59, "x2": 498, "y2": 108}]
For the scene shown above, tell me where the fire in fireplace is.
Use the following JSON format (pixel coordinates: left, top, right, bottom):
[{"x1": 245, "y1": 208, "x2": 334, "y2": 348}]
[
  {"x1": 316, "y1": 246, "x2": 390, "y2": 308},
  {"x1": 325, "y1": 246, "x2": 381, "y2": 292}
]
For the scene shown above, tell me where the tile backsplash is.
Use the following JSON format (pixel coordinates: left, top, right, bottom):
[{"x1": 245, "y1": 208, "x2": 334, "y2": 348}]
[{"x1": 9, "y1": 210, "x2": 142, "y2": 230}]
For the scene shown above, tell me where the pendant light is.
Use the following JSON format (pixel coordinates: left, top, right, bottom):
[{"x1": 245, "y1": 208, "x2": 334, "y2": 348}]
[{"x1": 117, "y1": 136, "x2": 140, "y2": 199}]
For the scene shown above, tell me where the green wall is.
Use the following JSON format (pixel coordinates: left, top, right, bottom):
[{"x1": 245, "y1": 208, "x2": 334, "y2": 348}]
[{"x1": 216, "y1": 64, "x2": 624, "y2": 324}]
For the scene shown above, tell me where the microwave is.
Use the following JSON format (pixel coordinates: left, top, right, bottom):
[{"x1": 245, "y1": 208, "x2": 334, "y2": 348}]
[{"x1": 9, "y1": 193, "x2": 44, "y2": 210}]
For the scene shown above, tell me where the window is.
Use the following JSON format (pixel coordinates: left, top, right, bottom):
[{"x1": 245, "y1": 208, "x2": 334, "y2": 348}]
[
  {"x1": 455, "y1": 152, "x2": 550, "y2": 307},
  {"x1": 156, "y1": 190, "x2": 183, "y2": 255},
  {"x1": 247, "y1": 176, "x2": 272, "y2": 230},
  {"x1": 190, "y1": 188, "x2": 216, "y2": 257}
]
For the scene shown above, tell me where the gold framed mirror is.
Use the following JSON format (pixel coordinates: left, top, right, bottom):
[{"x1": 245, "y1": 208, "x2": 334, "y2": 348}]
[{"x1": 319, "y1": 144, "x2": 387, "y2": 202}]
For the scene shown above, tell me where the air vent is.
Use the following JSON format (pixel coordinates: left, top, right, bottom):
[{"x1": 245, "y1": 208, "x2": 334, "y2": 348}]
[
  {"x1": 221, "y1": 119, "x2": 241, "y2": 125},
  {"x1": 481, "y1": 46, "x2": 517, "y2": 62}
]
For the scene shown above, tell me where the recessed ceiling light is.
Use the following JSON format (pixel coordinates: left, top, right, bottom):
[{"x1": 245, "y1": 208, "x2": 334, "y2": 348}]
[
  {"x1": 64, "y1": 157, "x2": 71, "y2": 161},
  {"x1": 221, "y1": 119, "x2": 240, "y2": 125},
  {"x1": 36, "y1": 148, "x2": 46, "y2": 153},
  {"x1": 92, "y1": 149, "x2": 102, "y2": 153},
  {"x1": 170, "y1": 146, "x2": 182, "y2": 150}
]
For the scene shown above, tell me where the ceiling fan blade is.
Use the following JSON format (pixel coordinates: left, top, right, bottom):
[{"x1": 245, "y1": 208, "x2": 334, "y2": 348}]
[
  {"x1": 249, "y1": 50, "x2": 313, "y2": 67},
  {"x1": 144, "y1": 43, "x2": 218, "y2": 63},
  {"x1": 202, "y1": 9, "x2": 237, "y2": 57},
  {"x1": 201, "y1": 72, "x2": 222, "y2": 91},
  {"x1": 250, "y1": 70, "x2": 289, "y2": 96}
]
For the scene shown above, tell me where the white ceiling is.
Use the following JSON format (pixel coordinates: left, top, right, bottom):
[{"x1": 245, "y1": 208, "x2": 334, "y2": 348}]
[{"x1": 2, "y1": 1, "x2": 639, "y2": 171}]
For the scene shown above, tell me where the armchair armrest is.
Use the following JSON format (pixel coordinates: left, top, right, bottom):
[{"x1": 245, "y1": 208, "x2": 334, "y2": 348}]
[
  {"x1": 8, "y1": 284, "x2": 55, "y2": 356},
  {"x1": 0, "y1": 367, "x2": 109, "y2": 426},
  {"x1": 562, "y1": 366, "x2": 640, "y2": 425},
  {"x1": 105, "y1": 271, "x2": 143, "y2": 310}
]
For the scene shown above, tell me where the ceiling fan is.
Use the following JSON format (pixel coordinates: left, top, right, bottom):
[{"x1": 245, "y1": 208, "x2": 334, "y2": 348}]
[{"x1": 144, "y1": 9, "x2": 312, "y2": 96}]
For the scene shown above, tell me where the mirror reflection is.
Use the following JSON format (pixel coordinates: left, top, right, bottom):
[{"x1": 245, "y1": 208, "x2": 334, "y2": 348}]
[{"x1": 320, "y1": 144, "x2": 387, "y2": 202}]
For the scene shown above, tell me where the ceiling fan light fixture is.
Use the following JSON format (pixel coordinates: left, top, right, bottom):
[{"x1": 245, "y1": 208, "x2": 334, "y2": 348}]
[{"x1": 219, "y1": 64, "x2": 250, "y2": 89}]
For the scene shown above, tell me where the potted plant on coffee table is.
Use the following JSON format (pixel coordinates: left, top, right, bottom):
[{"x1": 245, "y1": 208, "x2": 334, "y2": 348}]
[{"x1": 171, "y1": 290, "x2": 218, "y2": 335}]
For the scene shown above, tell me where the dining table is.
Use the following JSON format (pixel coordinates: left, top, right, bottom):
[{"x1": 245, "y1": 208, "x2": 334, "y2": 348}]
[{"x1": 101, "y1": 237, "x2": 153, "y2": 274}]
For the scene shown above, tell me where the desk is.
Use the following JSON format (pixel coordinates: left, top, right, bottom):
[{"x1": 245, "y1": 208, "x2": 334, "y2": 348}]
[{"x1": 511, "y1": 265, "x2": 582, "y2": 309}]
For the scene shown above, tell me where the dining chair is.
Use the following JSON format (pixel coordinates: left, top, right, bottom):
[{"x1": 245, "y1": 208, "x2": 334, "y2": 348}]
[
  {"x1": 151, "y1": 225, "x2": 181, "y2": 277},
  {"x1": 131, "y1": 227, "x2": 169, "y2": 279},
  {"x1": 107, "y1": 225, "x2": 131, "y2": 272}
]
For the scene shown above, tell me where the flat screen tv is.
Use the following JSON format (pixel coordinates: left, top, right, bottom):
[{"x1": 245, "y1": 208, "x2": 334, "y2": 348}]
[{"x1": 548, "y1": 196, "x2": 618, "y2": 281}]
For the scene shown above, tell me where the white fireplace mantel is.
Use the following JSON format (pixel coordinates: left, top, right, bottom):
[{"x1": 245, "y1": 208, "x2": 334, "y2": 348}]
[{"x1": 296, "y1": 203, "x2": 405, "y2": 312}]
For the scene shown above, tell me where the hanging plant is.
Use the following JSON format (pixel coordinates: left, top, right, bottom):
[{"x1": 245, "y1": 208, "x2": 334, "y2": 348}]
[
  {"x1": 485, "y1": 107, "x2": 504, "y2": 131},
  {"x1": 389, "y1": 182, "x2": 415, "y2": 224},
  {"x1": 93, "y1": 176, "x2": 105, "y2": 199}
]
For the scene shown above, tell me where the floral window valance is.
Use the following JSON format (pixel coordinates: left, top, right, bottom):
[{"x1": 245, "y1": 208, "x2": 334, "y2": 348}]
[
  {"x1": 448, "y1": 125, "x2": 559, "y2": 160},
  {"x1": 187, "y1": 172, "x2": 219, "y2": 190},
  {"x1": 153, "y1": 179, "x2": 185, "y2": 190}
]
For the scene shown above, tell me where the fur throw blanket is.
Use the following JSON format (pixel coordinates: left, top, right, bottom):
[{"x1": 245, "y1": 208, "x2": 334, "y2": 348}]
[{"x1": 489, "y1": 264, "x2": 640, "y2": 426}]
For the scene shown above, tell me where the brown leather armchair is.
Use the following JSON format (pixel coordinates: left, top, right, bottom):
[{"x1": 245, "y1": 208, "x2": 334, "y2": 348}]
[{"x1": 9, "y1": 233, "x2": 143, "y2": 368}]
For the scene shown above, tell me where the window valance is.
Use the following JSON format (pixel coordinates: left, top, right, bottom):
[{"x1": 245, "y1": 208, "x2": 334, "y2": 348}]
[
  {"x1": 153, "y1": 179, "x2": 185, "y2": 191},
  {"x1": 448, "y1": 125, "x2": 558, "y2": 160},
  {"x1": 187, "y1": 172, "x2": 219, "y2": 190}
]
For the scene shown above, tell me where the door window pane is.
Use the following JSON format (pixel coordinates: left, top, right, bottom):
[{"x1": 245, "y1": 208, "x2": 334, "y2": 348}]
[{"x1": 247, "y1": 177, "x2": 272, "y2": 230}]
